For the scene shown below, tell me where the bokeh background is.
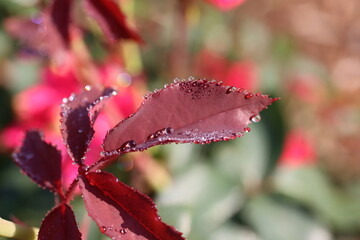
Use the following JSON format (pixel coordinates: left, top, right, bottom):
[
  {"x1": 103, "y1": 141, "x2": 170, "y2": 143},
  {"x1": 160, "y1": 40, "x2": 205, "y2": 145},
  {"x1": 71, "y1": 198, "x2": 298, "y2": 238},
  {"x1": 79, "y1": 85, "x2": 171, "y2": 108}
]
[{"x1": 1, "y1": 0, "x2": 360, "y2": 239}]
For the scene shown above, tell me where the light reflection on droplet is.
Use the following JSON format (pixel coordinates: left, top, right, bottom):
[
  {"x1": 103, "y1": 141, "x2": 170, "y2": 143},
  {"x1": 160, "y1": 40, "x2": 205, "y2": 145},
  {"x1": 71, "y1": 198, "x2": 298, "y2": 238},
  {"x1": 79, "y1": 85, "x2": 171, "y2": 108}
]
[{"x1": 116, "y1": 72, "x2": 132, "y2": 87}]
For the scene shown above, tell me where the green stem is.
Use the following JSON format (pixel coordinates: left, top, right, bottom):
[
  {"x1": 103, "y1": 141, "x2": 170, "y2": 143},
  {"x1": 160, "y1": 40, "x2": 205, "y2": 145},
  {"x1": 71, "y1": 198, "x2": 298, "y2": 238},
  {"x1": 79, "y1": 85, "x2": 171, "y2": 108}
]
[{"x1": 0, "y1": 218, "x2": 38, "y2": 240}]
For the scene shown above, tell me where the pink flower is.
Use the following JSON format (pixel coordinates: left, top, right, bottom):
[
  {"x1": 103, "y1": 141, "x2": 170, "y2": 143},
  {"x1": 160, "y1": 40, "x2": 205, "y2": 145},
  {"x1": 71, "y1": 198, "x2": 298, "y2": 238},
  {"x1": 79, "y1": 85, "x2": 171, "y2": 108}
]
[
  {"x1": 204, "y1": 0, "x2": 247, "y2": 11},
  {"x1": 279, "y1": 130, "x2": 316, "y2": 167},
  {"x1": 1, "y1": 57, "x2": 143, "y2": 189},
  {"x1": 194, "y1": 50, "x2": 258, "y2": 91}
]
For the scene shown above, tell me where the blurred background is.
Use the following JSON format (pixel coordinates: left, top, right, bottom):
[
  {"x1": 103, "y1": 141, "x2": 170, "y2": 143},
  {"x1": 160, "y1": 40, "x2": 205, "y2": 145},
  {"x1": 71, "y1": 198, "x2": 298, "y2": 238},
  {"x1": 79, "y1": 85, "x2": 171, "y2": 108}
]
[{"x1": 1, "y1": 0, "x2": 360, "y2": 239}]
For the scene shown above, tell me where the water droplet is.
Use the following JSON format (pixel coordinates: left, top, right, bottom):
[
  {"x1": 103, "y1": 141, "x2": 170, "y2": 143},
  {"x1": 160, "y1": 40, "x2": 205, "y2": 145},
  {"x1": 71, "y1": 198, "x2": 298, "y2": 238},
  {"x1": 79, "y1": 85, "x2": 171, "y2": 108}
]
[
  {"x1": 173, "y1": 78, "x2": 181, "y2": 83},
  {"x1": 185, "y1": 89, "x2": 193, "y2": 93},
  {"x1": 95, "y1": 169, "x2": 101, "y2": 173},
  {"x1": 120, "y1": 140, "x2": 137, "y2": 152},
  {"x1": 245, "y1": 93, "x2": 253, "y2": 99},
  {"x1": 120, "y1": 229, "x2": 127, "y2": 235},
  {"x1": 100, "y1": 226, "x2": 107, "y2": 233},
  {"x1": 244, "y1": 127, "x2": 251, "y2": 133},
  {"x1": 238, "y1": 88, "x2": 244, "y2": 93},
  {"x1": 84, "y1": 85, "x2": 91, "y2": 91},
  {"x1": 256, "y1": 92, "x2": 261, "y2": 96},
  {"x1": 31, "y1": 15, "x2": 43, "y2": 25},
  {"x1": 250, "y1": 114, "x2": 261, "y2": 123},
  {"x1": 164, "y1": 127, "x2": 174, "y2": 134},
  {"x1": 78, "y1": 129, "x2": 84, "y2": 133},
  {"x1": 68, "y1": 94, "x2": 75, "y2": 101},
  {"x1": 111, "y1": 90, "x2": 117, "y2": 96},
  {"x1": 147, "y1": 133, "x2": 157, "y2": 140},
  {"x1": 62, "y1": 98, "x2": 68, "y2": 103},
  {"x1": 188, "y1": 76, "x2": 195, "y2": 81},
  {"x1": 216, "y1": 81, "x2": 223, "y2": 86},
  {"x1": 164, "y1": 84, "x2": 169, "y2": 88},
  {"x1": 226, "y1": 86, "x2": 235, "y2": 94}
]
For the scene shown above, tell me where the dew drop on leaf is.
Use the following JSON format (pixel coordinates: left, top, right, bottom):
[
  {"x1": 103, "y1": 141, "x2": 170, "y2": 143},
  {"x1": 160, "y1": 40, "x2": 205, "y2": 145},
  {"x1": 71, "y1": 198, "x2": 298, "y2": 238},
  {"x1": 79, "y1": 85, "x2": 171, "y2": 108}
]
[
  {"x1": 120, "y1": 140, "x2": 137, "y2": 152},
  {"x1": 244, "y1": 127, "x2": 251, "y2": 132},
  {"x1": 120, "y1": 229, "x2": 127, "y2": 235},
  {"x1": 245, "y1": 93, "x2": 253, "y2": 99},
  {"x1": 100, "y1": 226, "x2": 107, "y2": 233},
  {"x1": 164, "y1": 127, "x2": 174, "y2": 135},
  {"x1": 226, "y1": 86, "x2": 237, "y2": 94},
  {"x1": 250, "y1": 114, "x2": 261, "y2": 123}
]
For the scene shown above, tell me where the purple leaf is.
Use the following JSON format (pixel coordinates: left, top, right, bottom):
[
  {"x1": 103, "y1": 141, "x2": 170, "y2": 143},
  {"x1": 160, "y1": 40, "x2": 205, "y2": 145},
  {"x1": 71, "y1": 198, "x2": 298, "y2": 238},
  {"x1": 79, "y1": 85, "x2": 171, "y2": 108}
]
[
  {"x1": 13, "y1": 131, "x2": 62, "y2": 194},
  {"x1": 79, "y1": 171, "x2": 185, "y2": 240},
  {"x1": 84, "y1": 0, "x2": 142, "y2": 43},
  {"x1": 38, "y1": 204, "x2": 82, "y2": 240},
  {"x1": 60, "y1": 86, "x2": 116, "y2": 163},
  {"x1": 51, "y1": 0, "x2": 73, "y2": 44},
  {"x1": 102, "y1": 78, "x2": 279, "y2": 156}
]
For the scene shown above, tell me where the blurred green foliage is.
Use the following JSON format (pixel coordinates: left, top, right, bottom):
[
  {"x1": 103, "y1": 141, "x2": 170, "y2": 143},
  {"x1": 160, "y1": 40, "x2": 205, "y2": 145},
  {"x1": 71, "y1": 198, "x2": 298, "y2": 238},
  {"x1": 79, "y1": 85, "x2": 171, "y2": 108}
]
[{"x1": 1, "y1": 0, "x2": 360, "y2": 239}]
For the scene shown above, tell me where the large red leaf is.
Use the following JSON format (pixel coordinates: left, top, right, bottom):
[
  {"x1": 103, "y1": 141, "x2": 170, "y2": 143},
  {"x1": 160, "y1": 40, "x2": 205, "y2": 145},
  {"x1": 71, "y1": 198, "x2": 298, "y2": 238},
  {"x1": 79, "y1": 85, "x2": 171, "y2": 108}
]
[
  {"x1": 38, "y1": 204, "x2": 82, "y2": 240},
  {"x1": 102, "y1": 78, "x2": 278, "y2": 156},
  {"x1": 60, "y1": 86, "x2": 116, "y2": 163},
  {"x1": 84, "y1": 0, "x2": 142, "y2": 43},
  {"x1": 13, "y1": 131, "x2": 62, "y2": 194},
  {"x1": 79, "y1": 171, "x2": 185, "y2": 240},
  {"x1": 51, "y1": 0, "x2": 73, "y2": 44}
]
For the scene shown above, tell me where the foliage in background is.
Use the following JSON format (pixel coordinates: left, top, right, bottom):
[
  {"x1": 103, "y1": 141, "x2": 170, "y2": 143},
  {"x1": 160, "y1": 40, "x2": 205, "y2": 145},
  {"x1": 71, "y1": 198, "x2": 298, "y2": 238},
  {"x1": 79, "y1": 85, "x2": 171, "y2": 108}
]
[{"x1": 1, "y1": 0, "x2": 360, "y2": 239}]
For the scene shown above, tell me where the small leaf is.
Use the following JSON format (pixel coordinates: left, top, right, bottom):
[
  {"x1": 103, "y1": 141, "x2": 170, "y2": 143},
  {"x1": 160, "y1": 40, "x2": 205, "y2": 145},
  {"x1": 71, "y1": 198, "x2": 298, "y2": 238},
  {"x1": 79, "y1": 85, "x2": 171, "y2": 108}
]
[
  {"x1": 60, "y1": 86, "x2": 116, "y2": 163},
  {"x1": 13, "y1": 130, "x2": 62, "y2": 194},
  {"x1": 84, "y1": 0, "x2": 142, "y2": 43},
  {"x1": 102, "y1": 78, "x2": 278, "y2": 156},
  {"x1": 38, "y1": 204, "x2": 82, "y2": 240},
  {"x1": 51, "y1": 0, "x2": 73, "y2": 44},
  {"x1": 79, "y1": 171, "x2": 185, "y2": 240}
]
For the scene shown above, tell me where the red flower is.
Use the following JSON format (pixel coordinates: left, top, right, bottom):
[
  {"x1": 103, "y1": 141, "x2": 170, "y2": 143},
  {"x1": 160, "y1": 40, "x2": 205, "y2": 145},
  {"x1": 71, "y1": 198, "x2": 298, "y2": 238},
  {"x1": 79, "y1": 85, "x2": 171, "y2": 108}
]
[{"x1": 279, "y1": 130, "x2": 317, "y2": 167}]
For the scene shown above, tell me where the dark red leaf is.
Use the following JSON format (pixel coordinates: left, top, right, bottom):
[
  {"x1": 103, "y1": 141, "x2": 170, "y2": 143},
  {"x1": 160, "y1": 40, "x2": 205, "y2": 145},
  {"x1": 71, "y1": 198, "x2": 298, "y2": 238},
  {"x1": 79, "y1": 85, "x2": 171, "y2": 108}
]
[
  {"x1": 79, "y1": 171, "x2": 185, "y2": 240},
  {"x1": 38, "y1": 204, "x2": 82, "y2": 240},
  {"x1": 102, "y1": 78, "x2": 279, "y2": 157},
  {"x1": 51, "y1": 0, "x2": 73, "y2": 44},
  {"x1": 4, "y1": 15, "x2": 64, "y2": 57},
  {"x1": 60, "y1": 86, "x2": 116, "y2": 163},
  {"x1": 13, "y1": 131, "x2": 62, "y2": 194},
  {"x1": 84, "y1": 0, "x2": 142, "y2": 43}
]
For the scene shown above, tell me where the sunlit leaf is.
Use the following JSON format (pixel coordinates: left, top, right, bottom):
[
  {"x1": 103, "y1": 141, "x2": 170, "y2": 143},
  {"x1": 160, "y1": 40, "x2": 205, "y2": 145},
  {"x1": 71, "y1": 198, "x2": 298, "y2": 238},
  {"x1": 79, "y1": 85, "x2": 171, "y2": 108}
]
[
  {"x1": 102, "y1": 78, "x2": 278, "y2": 157},
  {"x1": 79, "y1": 171, "x2": 185, "y2": 240}
]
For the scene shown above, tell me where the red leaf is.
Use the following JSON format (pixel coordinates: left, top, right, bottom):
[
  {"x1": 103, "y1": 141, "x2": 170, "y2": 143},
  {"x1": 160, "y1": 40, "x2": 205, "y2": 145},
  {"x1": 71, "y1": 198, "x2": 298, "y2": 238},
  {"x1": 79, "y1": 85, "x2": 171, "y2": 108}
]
[
  {"x1": 79, "y1": 171, "x2": 185, "y2": 240},
  {"x1": 38, "y1": 204, "x2": 82, "y2": 240},
  {"x1": 102, "y1": 78, "x2": 278, "y2": 156},
  {"x1": 51, "y1": 0, "x2": 73, "y2": 44},
  {"x1": 60, "y1": 86, "x2": 116, "y2": 163},
  {"x1": 84, "y1": 0, "x2": 142, "y2": 43},
  {"x1": 13, "y1": 131, "x2": 62, "y2": 194}
]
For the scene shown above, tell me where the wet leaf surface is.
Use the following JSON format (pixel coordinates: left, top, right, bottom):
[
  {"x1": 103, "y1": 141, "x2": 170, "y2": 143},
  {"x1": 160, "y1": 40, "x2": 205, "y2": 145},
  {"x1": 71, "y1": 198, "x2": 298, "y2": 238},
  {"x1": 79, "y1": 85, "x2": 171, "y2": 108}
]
[
  {"x1": 79, "y1": 171, "x2": 185, "y2": 240},
  {"x1": 38, "y1": 203, "x2": 82, "y2": 240},
  {"x1": 60, "y1": 86, "x2": 116, "y2": 163},
  {"x1": 13, "y1": 130, "x2": 62, "y2": 194},
  {"x1": 102, "y1": 78, "x2": 278, "y2": 157}
]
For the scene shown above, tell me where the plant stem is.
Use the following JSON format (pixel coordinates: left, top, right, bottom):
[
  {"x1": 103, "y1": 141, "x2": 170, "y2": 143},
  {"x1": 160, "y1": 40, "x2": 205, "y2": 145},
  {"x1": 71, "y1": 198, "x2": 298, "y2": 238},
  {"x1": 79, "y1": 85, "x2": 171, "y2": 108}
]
[{"x1": 0, "y1": 218, "x2": 38, "y2": 240}]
